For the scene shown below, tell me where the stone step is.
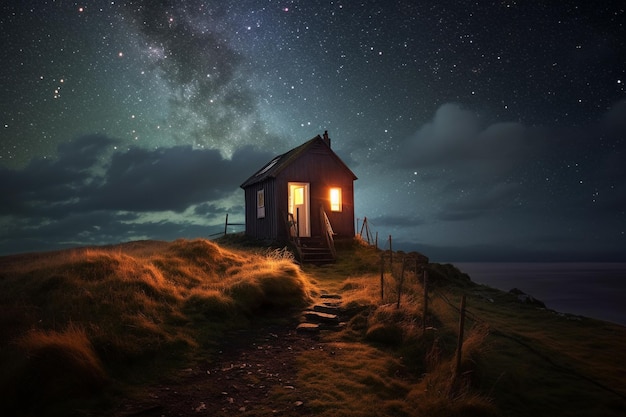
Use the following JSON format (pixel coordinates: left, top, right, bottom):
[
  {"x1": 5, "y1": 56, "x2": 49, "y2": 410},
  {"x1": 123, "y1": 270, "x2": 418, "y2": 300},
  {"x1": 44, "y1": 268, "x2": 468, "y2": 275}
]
[
  {"x1": 321, "y1": 301, "x2": 342, "y2": 308},
  {"x1": 320, "y1": 293, "x2": 342, "y2": 300},
  {"x1": 296, "y1": 322, "x2": 320, "y2": 334},
  {"x1": 303, "y1": 310, "x2": 340, "y2": 324},
  {"x1": 313, "y1": 304, "x2": 341, "y2": 315}
]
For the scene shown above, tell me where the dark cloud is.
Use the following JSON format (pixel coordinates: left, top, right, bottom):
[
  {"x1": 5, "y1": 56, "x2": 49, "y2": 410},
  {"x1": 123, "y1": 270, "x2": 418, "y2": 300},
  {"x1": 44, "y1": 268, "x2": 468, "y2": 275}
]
[
  {"x1": 0, "y1": 134, "x2": 117, "y2": 217},
  {"x1": 397, "y1": 103, "x2": 528, "y2": 177},
  {"x1": 0, "y1": 209, "x2": 223, "y2": 255},
  {"x1": 194, "y1": 202, "x2": 229, "y2": 217},
  {"x1": 392, "y1": 102, "x2": 626, "y2": 214},
  {"x1": 0, "y1": 136, "x2": 274, "y2": 254},
  {"x1": 436, "y1": 182, "x2": 521, "y2": 221},
  {"x1": 83, "y1": 145, "x2": 271, "y2": 212},
  {"x1": 347, "y1": 101, "x2": 626, "y2": 261}
]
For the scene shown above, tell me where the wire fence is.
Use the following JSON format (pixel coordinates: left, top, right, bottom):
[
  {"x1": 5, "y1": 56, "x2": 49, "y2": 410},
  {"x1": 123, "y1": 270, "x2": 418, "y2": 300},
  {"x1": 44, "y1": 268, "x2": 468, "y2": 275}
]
[
  {"x1": 208, "y1": 213, "x2": 245, "y2": 238},
  {"x1": 378, "y1": 248, "x2": 626, "y2": 401}
]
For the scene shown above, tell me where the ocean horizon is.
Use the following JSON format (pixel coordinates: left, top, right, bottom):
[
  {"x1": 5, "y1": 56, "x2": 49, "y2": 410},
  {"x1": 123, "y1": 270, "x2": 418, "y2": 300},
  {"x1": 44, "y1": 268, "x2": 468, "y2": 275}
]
[{"x1": 452, "y1": 262, "x2": 626, "y2": 327}]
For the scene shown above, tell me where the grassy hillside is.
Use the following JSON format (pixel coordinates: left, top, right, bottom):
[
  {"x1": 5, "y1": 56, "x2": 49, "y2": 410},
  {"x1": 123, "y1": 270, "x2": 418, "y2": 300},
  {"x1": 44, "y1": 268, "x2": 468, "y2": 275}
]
[
  {"x1": 0, "y1": 239, "x2": 315, "y2": 415},
  {"x1": 1, "y1": 237, "x2": 625, "y2": 416}
]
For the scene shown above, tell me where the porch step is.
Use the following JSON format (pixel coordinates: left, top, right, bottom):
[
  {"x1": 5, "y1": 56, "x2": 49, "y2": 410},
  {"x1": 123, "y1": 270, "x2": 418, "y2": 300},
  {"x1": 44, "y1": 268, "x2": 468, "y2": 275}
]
[{"x1": 298, "y1": 237, "x2": 335, "y2": 264}]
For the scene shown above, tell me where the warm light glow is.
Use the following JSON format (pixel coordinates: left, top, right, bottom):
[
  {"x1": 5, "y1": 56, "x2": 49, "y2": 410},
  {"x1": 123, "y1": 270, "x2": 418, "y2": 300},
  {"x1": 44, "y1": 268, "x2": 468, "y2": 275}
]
[
  {"x1": 330, "y1": 187, "x2": 342, "y2": 211},
  {"x1": 295, "y1": 187, "x2": 304, "y2": 205}
]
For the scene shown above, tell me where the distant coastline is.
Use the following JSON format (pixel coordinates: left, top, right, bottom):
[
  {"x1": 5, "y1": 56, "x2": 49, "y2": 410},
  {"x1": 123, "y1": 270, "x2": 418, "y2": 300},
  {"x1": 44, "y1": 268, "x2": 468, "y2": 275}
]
[{"x1": 453, "y1": 262, "x2": 626, "y2": 327}]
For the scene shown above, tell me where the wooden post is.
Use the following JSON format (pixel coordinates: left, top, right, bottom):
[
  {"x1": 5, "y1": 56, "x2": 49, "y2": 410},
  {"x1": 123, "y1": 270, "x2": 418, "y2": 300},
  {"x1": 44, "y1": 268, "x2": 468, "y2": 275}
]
[
  {"x1": 359, "y1": 217, "x2": 366, "y2": 240},
  {"x1": 388, "y1": 235, "x2": 392, "y2": 266},
  {"x1": 375, "y1": 231, "x2": 378, "y2": 249},
  {"x1": 422, "y1": 269, "x2": 428, "y2": 333},
  {"x1": 296, "y1": 207, "x2": 300, "y2": 237},
  {"x1": 380, "y1": 252, "x2": 385, "y2": 301},
  {"x1": 396, "y1": 256, "x2": 406, "y2": 309},
  {"x1": 455, "y1": 295, "x2": 467, "y2": 376},
  {"x1": 224, "y1": 213, "x2": 229, "y2": 235}
]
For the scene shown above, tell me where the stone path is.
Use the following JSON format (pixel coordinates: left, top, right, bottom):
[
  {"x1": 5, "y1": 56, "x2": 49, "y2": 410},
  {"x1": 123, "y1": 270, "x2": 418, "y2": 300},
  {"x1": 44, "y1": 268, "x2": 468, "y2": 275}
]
[{"x1": 296, "y1": 293, "x2": 344, "y2": 334}]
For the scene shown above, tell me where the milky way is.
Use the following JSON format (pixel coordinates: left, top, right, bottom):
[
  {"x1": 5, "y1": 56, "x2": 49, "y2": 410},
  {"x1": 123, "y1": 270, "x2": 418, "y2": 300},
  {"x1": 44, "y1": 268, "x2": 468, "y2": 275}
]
[{"x1": 1, "y1": 1, "x2": 625, "y2": 260}]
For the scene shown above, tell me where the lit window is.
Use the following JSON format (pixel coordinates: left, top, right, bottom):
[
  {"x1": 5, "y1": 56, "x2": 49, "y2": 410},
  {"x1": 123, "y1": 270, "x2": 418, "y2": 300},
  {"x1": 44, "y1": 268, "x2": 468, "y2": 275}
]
[{"x1": 330, "y1": 187, "x2": 342, "y2": 212}]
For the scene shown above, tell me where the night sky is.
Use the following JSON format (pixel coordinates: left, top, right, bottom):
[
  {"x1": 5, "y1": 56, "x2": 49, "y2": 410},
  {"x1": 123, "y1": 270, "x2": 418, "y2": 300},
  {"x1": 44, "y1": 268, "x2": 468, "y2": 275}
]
[{"x1": 1, "y1": 1, "x2": 625, "y2": 261}]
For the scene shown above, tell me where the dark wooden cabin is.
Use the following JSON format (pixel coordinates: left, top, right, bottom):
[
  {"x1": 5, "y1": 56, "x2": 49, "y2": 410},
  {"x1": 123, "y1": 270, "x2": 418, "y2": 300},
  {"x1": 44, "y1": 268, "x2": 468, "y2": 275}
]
[{"x1": 240, "y1": 132, "x2": 357, "y2": 262}]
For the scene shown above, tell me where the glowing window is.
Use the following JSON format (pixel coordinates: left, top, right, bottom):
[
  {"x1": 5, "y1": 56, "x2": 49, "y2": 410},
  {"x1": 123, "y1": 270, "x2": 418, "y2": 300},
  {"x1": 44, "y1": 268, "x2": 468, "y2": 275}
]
[{"x1": 330, "y1": 187, "x2": 342, "y2": 212}]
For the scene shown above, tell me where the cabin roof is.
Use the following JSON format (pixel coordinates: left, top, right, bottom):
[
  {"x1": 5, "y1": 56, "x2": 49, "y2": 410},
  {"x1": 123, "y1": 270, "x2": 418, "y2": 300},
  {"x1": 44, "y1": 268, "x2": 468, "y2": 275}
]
[{"x1": 240, "y1": 134, "x2": 357, "y2": 188}]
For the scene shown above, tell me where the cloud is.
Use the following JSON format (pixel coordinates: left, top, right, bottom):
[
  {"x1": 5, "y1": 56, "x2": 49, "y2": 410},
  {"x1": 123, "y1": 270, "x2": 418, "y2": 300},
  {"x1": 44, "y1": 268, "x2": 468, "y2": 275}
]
[
  {"x1": 398, "y1": 103, "x2": 527, "y2": 178},
  {"x1": 0, "y1": 134, "x2": 117, "y2": 217},
  {"x1": 436, "y1": 181, "x2": 520, "y2": 221},
  {"x1": 382, "y1": 103, "x2": 529, "y2": 222},
  {"x1": 365, "y1": 100, "x2": 626, "y2": 239},
  {"x1": 82, "y1": 145, "x2": 272, "y2": 212},
  {"x1": 0, "y1": 136, "x2": 274, "y2": 254}
]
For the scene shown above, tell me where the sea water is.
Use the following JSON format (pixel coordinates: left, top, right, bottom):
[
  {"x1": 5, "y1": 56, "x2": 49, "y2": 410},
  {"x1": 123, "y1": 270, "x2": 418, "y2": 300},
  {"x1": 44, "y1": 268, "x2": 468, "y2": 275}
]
[{"x1": 452, "y1": 262, "x2": 626, "y2": 327}]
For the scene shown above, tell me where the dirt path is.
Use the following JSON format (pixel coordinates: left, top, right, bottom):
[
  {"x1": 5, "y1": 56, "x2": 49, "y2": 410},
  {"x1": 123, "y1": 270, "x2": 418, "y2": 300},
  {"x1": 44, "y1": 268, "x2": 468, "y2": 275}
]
[
  {"x1": 110, "y1": 322, "x2": 329, "y2": 416},
  {"x1": 110, "y1": 291, "x2": 350, "y2": 417},
  {"x1": 109, "y1": 326, "x2": 324, "y2": 417}
]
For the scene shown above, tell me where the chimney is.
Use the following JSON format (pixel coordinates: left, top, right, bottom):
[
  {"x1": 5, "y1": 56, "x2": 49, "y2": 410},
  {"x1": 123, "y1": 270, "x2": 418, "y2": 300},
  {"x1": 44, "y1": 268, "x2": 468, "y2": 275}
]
[{"x1": 322, "y1": 130, "x2": 330, "y2": 148}]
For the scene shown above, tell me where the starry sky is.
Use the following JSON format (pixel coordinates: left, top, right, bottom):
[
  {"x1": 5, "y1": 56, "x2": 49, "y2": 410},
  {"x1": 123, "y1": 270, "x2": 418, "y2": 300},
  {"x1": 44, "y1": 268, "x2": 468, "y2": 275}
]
[{"x1": 1, "y1": 0, "x2": 625, "y2": 261}]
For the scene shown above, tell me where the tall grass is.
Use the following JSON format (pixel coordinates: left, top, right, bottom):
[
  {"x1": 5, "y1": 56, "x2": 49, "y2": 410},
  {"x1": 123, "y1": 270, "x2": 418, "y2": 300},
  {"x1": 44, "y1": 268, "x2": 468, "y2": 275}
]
[
  {"x1": 308, "y1": 253, "x2": 497, "y2": 416},
  {"x1": 3, "y1": 237, "x2": 625, "y2": 416},
  {"x1": 0, "y1": 238, "x2": 315, "y2": 414}
]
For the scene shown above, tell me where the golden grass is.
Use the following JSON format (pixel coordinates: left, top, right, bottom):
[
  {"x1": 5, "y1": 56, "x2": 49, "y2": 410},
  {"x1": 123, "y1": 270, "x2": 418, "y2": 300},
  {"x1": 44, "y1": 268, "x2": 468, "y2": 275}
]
[
  {"x1": 294, "y1": 342, "x2": 411, "y2": 417},
  {"x1": 3, "y1": 323, "x2": 109, "y2": 415},
  {"x1": 291, "y1": 243, "x2": 625, "y2": 417},
  {"x1": 2, "y1": 236, "x2": 625, "y2": 417},
  {"x1": 0, "y1": 238, "x2": 316, "y2": 414}
]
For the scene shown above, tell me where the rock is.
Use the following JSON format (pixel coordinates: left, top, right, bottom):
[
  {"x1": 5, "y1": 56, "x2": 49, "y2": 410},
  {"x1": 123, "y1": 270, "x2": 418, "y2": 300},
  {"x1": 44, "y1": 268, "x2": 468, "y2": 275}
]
[
  {"x1": 509, "y1": 288, "x2": 546, "y2": 308},
  {"x1": 296, "y1": 322, "x2": 320, "y2": 334},
  {"x1": 320, "y1": 294, "x2": 342, "y2": 299},
  {"x1": 322, "y1": 301, "x2": 342, "y2": 307},
  {"x1": 313, "y1": 304, "x2": 340, "y2": 315},
  {"x1": 303, "y1": 311, "x2": 339, "y2": 324}
]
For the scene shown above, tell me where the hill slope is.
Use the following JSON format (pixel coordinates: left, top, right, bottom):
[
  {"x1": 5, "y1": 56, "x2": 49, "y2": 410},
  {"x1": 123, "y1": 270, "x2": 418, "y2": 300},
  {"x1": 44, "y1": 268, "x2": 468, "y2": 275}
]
[{"x1": 0, "y1": 237, "x2": 625, "y2": 416}]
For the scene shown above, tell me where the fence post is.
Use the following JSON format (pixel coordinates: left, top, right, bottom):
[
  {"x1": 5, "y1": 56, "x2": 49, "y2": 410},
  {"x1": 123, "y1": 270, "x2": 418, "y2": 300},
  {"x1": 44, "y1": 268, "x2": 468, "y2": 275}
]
[
  {"x1": 380, "y1": 252, "x2": 385, "y2": 301},
  {"x1": 388, "y1": 235, "x2": 392, "y2": 266},
  {"x1": 224, "y1": 213, "x2": 229, "y2": 235},
  {"x1": 396, "y1": 256, "x2": 406, "y2": 309},
  {"x1": 455, "y1": 295, "x2": 467, "y2": 376},
  {"x1": 422, "y1": 269, "x2": 428, "y2": 333}
]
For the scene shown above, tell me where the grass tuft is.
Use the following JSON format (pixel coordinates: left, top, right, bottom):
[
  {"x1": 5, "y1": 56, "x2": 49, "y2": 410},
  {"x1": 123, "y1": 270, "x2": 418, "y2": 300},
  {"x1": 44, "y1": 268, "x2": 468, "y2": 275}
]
[{"x1": 4, "y1": 323, "x2": 108, "y2": 413}]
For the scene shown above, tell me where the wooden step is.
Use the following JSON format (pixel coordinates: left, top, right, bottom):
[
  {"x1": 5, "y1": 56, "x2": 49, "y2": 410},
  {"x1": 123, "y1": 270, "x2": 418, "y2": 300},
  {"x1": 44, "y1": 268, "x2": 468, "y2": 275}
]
[{"x1": 301, "y1": 251, "x2": 334, "y2": 264}]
